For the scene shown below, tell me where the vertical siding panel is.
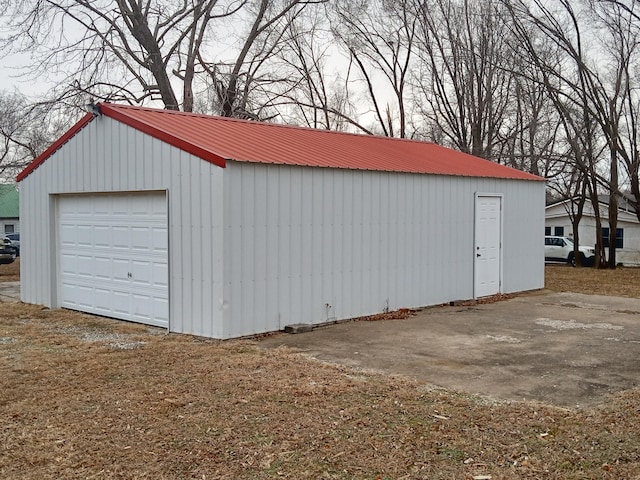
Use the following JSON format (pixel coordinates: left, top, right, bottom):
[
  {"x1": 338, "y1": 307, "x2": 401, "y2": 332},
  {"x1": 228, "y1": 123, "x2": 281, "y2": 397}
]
[
  {"x1": 368, "y1": 173, "x2": 380, "y2": 310},
  {"x1": 321, "y1": 169, "x2": 335, "y2": 320},
  {"x1": 291, "y1": 168, "x2": 303, "y2": 323},
  {"x1": 189, "y1": 150, "x2": 203, "y2": 334},
  {"x1": 361, "y1": 173, "x2": 373, "y2": 310},
  {"x1": 212, "y1": 167, "x2": 224, "y2": 339},
  {"x1": 406, "y1": 174, "x2": 418, "y2": 304},
  {"x1": 310, "y1": 168, "x2": 323, "y2": 321},
  {"x1": 265, "y1": 166, "x2": 280, "y2": 330},
  {"x1": 240, "y1": 165, "x2": 255, "y2": 334},
  {"x1": 227, "y1": 165, "x2": 242, "y2": 335},
  {"x1": 180, "y1": 150, "x2": 193, "y2": 333},
  {"x1": 342, "y1": 171, "x2": 354, "y2": 316},
  {"x1": 298, "y1": 168, "x2": 311, "y2": 322},
  {"x1": 96, "y1": 122, "x2": 106, "y2": 191},
  {"x1": 254, "y1": 165, "x2": 268, "y2": 333},
  {"x1": 331, "y1": 171, "x2": 343, "y2": 318},
  {"x1": 276, "y1": 166, "x2": 291, "y2": 328},
  {"x1": 379, "y1": 173, "x2": 390, "y2": 313}
]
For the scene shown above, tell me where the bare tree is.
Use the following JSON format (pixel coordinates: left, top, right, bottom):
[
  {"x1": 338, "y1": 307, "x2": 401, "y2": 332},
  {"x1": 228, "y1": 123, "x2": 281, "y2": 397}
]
[
  {"x1": 2, "y1": 0, "x2": 326, "y2": 115},
  {"x1": 413, "y1": 0, "x2": 515, "y2": 158},
  {"x1": 197, "y1": 0, "x2": 326, "y2": 118},
  {"x1": 328, "y1": 0, "x2": 417, "y2": 137},
  {"x1": 0, "y1": 92, "x2": 68, "y2": 180},
  {"x1": 2, "y1": 0, "x2": 251, "y2": 110},
  {"x1": 504, "y1": 0, "x2": 640, "y2": 267},
  {"x1": 270, "y1": 7, "x2": 356, "y2": 130}
]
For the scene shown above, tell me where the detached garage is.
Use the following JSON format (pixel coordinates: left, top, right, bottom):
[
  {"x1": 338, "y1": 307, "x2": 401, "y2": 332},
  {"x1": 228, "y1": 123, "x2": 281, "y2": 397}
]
[{"x1": 18, "y1": 103, "x2": 545, "y2": 339}]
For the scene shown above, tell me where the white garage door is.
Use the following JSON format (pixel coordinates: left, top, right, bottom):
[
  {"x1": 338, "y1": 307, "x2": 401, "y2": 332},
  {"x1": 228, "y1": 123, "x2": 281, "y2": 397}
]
[{"x1": 58, "y1": 192, "x2": 169, "y2": 327}]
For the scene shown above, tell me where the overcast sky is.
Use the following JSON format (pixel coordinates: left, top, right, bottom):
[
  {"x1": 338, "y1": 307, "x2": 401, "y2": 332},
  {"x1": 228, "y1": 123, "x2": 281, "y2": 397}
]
[{"x1": 0, "y1": 51, "x2": 49, "y2": 96}]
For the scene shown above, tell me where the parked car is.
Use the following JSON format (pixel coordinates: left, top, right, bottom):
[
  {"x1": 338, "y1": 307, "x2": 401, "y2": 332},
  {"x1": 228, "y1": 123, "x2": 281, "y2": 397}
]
[
  {"x1": 0, "y1": 238, "x2": 17, "y2": 264},
  {"x1": 544, "y1": 235, "x2": 595, "y2": 267},
  {"x1": 4, "y1": 233, "x2": 19, "y2": 256}
]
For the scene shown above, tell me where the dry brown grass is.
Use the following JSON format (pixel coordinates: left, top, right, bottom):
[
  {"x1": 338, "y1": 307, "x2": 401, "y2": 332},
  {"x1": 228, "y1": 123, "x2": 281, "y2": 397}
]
[
  {"x1": 0, "y1": 256, "x2": 19, "y2": 282},
  {"x1": 2, "y1": 266, "x2": 640, "y2": 478},
  {"x1": 545, "y1": 264, "x2": 640, "y2": 298},
  {"x1": 3, "y1": 303, "x2": 640, "y2": 479}
]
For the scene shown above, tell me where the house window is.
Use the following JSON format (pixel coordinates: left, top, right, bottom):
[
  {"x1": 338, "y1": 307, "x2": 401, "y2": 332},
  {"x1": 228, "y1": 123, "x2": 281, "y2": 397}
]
[
  {"x1": 4, "y1": 224, "x2": 14, "y2": 234},
  {"x1": 602, "y1": 227, "x2": 624, "y2": 249},
  {"x1": 545, "y1": 226, "x2": 551, "y2": 235},
  {"x1": 554, "y1": 226, "x2": 564, "y2": 236}
]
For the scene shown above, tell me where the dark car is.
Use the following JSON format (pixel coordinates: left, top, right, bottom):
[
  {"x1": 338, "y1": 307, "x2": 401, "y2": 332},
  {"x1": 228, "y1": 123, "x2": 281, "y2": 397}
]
[
  {"x1": 0, "y1": 238, "x2": 16, "y2": 264},
  {"x1": 4, "y1": 233, "x2": 20, "y2": 256}
]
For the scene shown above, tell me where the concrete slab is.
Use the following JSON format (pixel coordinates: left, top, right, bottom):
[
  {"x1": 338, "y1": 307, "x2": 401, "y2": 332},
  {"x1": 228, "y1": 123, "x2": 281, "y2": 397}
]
[
  {"x1": 0, "y1": 281, "x2": 20, "y2": 303},
  {"x1": 258, "y1": 291, "x2": 640, "y2": 408}
]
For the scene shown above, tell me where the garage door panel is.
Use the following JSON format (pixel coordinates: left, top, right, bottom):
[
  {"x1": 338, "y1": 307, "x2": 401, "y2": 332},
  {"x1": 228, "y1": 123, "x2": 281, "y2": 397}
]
[
  {"x1": 153, "y1": 263, "x2": 168, "y2": 287},
  {"x1": 76, "y1": 225, "x2": 94, "y2": 246},
  {"x1": 112, "y1": 258, "x2": 131, "y2": 281},
  {"x1": 152, "y1": 227, "x2": 168, "y2": 251},
  {"x1": 60, "y1": 282, "x2": 78, "y2": 306},
  {"x1": 76, "y1": 284, "x2": 96, "y2": 308},
  {"x1": 94, "y1": 226, "x2": 111, "y2": 247},
  {"x1": 131, "y1": 295, "x2": 169, "y2": 326},
  {"x1": 132, "y1": 227, "x2": 156, "y2": 250},
  {"x1": 60, "y1": 253, "x2": 78, "y2": 275},
  {"x1": 112, "y1": 226, "x2": 130, "y2": 249},
  {"x1": 58, "y1": 192, "x2": 168, "y2": 328},
  {"x1": 93, "y1": 256, "x2": 112, "y2": 279},
  {"x1": 131, "y1": 260, "x2": 152, "y2": 284},
  {"x1": 93, "y1": 288, "x2": 114, "y2": 312}
]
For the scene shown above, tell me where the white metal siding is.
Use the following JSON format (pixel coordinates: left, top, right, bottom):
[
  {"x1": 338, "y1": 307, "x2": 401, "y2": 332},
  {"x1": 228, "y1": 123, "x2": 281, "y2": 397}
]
[
  {"x1": 222, "y1": 162, "x2": 545, "y2": 338},
  {"x1": 19, "y1": 117, "x2": 225, "y2": 338}
]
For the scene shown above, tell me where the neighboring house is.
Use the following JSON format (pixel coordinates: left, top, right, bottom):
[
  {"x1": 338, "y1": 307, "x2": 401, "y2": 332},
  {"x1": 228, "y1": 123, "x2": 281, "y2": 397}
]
[
  {"x1": 545, "y1": 197, "x2": 640, "y2": 266},
  {"x1": 17, "y1": 103, "x2": 545, "y2": 339},
  {"x1": 0, "y1": 184, "x2": 19, "y2": 236}
]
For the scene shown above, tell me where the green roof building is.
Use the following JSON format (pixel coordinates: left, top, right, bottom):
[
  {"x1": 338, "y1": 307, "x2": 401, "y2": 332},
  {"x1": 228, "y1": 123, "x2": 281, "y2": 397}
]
[{"x1": 0, "y1": 184, "x2": 19, "y2": 235}]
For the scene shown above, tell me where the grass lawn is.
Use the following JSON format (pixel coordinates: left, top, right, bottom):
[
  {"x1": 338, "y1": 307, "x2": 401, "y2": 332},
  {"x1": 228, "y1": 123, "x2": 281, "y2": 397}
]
[
  {"x1": 1, "y1": 265, "x2": 639, "y2": 479},
  {"x1": 545, "y1": 263, "x2": 640, "y2": 297},
  {"x1": 0, "y1": 256, "x2": 19, "y2": 282}
]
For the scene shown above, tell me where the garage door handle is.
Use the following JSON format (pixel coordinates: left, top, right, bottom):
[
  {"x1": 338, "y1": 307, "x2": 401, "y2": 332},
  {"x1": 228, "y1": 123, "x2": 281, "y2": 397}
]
[
  {"x1": 127, "y1": 272, "x2": 132, "y2": 278},
  {"x1": 476, "y1": 253, "x2": 481, "y2": 257}
]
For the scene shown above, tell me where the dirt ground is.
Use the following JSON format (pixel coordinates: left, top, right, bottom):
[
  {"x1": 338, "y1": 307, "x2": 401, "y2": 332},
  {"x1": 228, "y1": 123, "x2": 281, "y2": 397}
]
[{"x1": 2, "y1": 265, "x2": 640, "y2": 479}]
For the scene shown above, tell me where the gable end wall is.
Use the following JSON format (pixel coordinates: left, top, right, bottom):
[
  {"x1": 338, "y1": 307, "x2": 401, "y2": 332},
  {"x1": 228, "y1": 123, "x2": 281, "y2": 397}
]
[{"x1": 19, "y1": 117, "x2": 225, "y2": 338}]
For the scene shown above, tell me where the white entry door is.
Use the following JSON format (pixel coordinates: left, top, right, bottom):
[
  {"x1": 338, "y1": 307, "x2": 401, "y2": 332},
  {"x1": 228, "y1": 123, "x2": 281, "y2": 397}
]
[
  {"x1": 58, "y1": 192, "x2": 169, "y2": 327},
  {"x1": 474, "y1": 195, "x2": 501, "y2": 298}
]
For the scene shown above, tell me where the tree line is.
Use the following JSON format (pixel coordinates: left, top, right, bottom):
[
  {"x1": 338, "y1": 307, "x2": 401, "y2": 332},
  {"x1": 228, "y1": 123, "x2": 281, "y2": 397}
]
[{"x1": 1, "y1": 0, "x2": 639, "y2": 267}]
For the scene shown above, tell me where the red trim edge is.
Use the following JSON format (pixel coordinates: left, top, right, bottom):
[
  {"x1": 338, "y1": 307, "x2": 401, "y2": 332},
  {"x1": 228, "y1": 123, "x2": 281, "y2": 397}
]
[
  {"x1": 17, "y1": 113, "x2": 95, "y2": 182},
  {"x1": 99, "y1": 103, "x2": 226, "y2": 168}
]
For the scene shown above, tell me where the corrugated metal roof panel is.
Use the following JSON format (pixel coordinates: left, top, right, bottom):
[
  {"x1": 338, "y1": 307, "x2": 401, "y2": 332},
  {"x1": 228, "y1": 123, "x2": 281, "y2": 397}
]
[{"x1": 18, "y1": 103, "x2": 544, "y2": 182}]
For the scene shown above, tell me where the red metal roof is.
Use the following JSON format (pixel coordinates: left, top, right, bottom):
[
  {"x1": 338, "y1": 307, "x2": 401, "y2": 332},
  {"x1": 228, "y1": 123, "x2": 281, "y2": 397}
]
[{"x1": 18, "y1": 103, "x2": 544, "y2": 182}]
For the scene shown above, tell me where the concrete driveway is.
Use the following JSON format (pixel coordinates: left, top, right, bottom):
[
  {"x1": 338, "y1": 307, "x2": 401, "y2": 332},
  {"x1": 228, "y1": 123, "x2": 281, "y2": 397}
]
[
  {"x1": 259, "y1": 291, "x2": 640, "y2": 408},
  {"x1": 0, "y1": 281, "x2": 20, "y2": 302}
]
